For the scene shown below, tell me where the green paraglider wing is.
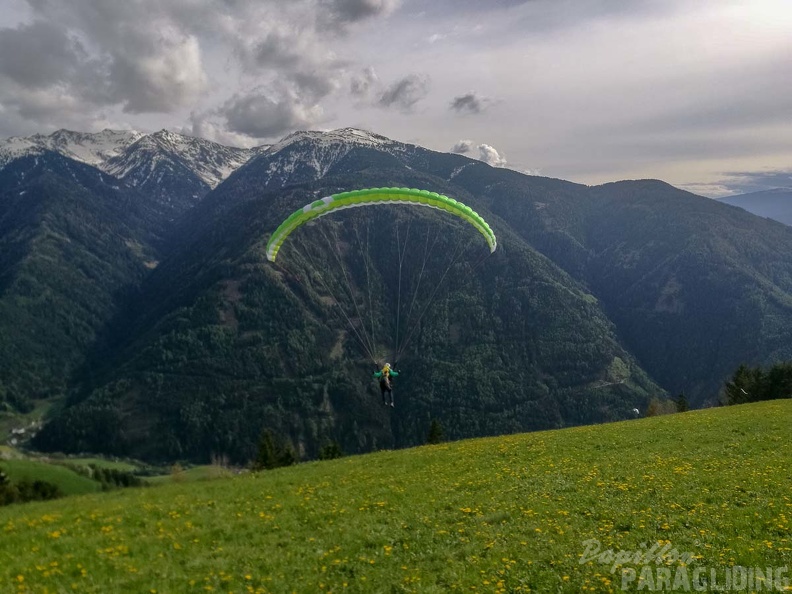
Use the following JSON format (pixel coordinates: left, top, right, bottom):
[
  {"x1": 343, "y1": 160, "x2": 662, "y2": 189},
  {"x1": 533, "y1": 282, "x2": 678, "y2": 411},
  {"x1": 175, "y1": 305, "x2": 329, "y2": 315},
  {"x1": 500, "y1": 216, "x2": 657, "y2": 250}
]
[{"x1": 265, "y1": 187, "x2": 496, "y2": 262}]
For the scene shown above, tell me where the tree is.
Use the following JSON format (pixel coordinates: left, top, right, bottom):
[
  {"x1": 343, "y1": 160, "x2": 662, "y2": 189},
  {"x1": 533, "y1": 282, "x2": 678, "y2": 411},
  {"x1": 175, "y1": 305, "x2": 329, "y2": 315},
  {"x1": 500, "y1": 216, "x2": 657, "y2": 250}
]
[
  {"x1": 318, "y1": 441, "x2": 344, "y2": 460},
  {"x1": 427, "y1": 419, "x2": 444, "y2": 444},
  {"x1": 645, "y1": 398, "x2": 675, "y2": 417},
  {"x1": 675, "y1": 393, "x2": 689, "y2": 412},
  {"x1": 252, "y1": 430, "x2": 278, "y2": 471},
  {"x1": 722, "y1": 361, "x2": 792, "y2": 405},
  {"x1": 278, "y1": 442, "x2": 297, "y2": 467},
  {"x1": 252, "y1": 429, "x2": 297, "y2": 471},
  {"x1": 764, "y1": 362, "x2": 792, "y2": 400}
]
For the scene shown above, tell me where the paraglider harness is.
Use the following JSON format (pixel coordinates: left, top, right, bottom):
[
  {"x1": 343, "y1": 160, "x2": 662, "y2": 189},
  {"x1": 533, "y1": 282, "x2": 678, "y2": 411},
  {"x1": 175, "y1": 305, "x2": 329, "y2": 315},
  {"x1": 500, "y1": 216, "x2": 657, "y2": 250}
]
[{"x1": 374, "y1": 364, "x2": 398, "y2": 407}]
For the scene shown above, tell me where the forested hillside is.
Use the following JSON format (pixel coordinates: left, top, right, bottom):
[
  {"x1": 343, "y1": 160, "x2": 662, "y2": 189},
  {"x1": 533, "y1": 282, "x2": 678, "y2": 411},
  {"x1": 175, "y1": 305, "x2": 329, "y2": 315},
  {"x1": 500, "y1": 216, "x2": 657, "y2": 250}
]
[
  {"x1": 0, "y1": 152, "x2": 160, "y2": 412},
  {"x1": 35, "y1": 169, "x2": 658, "y2": 462}
]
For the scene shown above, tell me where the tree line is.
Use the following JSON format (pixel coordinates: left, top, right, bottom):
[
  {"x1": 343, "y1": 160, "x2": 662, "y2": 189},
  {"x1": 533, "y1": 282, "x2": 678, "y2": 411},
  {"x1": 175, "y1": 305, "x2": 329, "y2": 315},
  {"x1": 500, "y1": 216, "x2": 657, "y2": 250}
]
[{"x1": 722, "y1": 361, "x2": 792, "y2": 405}]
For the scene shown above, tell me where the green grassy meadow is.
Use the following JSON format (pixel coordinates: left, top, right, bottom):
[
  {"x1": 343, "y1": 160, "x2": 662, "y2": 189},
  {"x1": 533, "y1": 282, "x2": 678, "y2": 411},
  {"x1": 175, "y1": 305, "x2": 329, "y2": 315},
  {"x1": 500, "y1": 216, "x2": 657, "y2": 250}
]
[
  {"x1": 1, "y1": 459, "x2": 100, "y2": 496},
  {"x1": 143, "y1": 465, "x2": 234, "y2": 485},
  {"x1": 0, "y1": 400, "x2": 790, "y2": 593}
]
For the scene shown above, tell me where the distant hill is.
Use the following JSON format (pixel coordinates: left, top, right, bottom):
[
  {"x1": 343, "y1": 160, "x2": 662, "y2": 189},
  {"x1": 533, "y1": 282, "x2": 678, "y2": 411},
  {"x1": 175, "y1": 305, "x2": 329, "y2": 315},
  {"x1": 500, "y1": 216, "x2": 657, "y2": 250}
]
[{"x1": 717, "y1": 188, "x2": 792, "y2": 226}]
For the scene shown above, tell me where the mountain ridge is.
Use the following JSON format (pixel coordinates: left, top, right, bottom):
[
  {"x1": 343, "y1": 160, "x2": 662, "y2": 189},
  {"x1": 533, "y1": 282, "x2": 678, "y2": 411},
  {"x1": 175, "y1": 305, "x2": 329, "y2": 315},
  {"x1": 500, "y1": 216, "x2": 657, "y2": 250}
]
[
  {"x1": 0, "y1": 128, "x2": 268, "y2": 191},
  {"x1": 716, "y1": 187, "x2": 792, "y2": 226}
]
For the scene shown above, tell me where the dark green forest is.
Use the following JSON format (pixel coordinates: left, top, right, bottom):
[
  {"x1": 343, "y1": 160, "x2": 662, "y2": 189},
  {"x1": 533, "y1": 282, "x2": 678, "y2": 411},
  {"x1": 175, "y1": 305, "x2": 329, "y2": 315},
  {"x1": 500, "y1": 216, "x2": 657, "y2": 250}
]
[
  {"x1": 723, "y1": 361, "x2": 792, "y2": 405},
  {"x1": 34, "y1": 185, "x2": 658, "y2": 462}
]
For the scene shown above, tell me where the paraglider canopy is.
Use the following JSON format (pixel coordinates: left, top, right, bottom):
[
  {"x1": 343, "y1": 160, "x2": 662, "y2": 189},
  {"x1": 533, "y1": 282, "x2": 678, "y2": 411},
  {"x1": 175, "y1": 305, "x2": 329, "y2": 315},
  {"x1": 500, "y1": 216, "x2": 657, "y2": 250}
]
[{"x1": 266, "y1": 187, "x2": 496, "y2": 262}]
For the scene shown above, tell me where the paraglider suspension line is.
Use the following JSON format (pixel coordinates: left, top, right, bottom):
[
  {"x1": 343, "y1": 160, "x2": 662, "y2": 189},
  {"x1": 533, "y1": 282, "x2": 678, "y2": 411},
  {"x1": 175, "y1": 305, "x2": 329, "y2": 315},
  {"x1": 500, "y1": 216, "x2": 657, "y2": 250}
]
[
  {"x1": 291, "y1": 239, "x2": 378, "y2": 364},
  {"x1": 395, "y1": 232, "x2": 474, "y2": 361}
]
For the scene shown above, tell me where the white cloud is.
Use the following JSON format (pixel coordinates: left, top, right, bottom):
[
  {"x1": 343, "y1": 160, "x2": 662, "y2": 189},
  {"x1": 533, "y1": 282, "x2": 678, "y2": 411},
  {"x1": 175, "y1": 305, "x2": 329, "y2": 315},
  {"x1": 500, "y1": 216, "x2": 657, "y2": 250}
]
[
  {"x1": 450, "y1": 139, "x2": 474, "y2": 154},
  {"x1": 186, "y1": 112, "x2": 261, "y2": 148},
  {"x1": 477, "y1": 144, "x2": 507, "y2": 167}
]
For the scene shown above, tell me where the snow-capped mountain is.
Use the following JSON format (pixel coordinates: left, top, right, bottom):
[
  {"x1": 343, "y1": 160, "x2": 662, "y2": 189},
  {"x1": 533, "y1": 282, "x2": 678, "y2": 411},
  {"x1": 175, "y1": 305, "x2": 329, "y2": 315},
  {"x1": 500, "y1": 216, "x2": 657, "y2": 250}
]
[
  {"x1": 0, "y1": 129, "x2": 144, "y2": 169},
  {"x1": 105, "y1": 130, "x2": 264, "y2": 190},
  {"x1": 245, "y1": 128, "x2": 406, "y2": 189},
  {"x1": 0, "y1": 128, "x2": 270, "y2": 219},
  {"x1": 268, "y1": 127, "x2": 394, "y2": 154},
  {"x1": 0, "y1": 128, "x2": 266, "y2": 189}
]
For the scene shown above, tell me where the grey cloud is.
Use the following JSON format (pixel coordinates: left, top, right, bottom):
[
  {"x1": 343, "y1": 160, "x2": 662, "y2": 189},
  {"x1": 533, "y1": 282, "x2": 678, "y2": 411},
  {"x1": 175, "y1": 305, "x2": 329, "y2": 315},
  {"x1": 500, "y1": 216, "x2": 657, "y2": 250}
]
[
  {"x1": 402, "y1": 0, "x2": 530, "y2": 15},
  {"x1": 715, "y1": 170, "x2": 792, "y2": 195},
  {"x1": 249, "y1": 28, "x2": 306, "y2": 70},
  {"x1": 13, "y1": 1, "x2": 208, "y2": 115},
  {"x1": 0, "y1": 20, "x2": 88, "y2": 88},
  {"x1": 351, "y1": 67, "x2": 378, "y2": 98},
  {"x1": 291, "y1": 70, "x2": 341, "y2": 103},
  {"x1": 449, "y1": 139, "x2": 508, "y2": 166},
  {"x1": 1, "y1": 0, "x2": 400, "y2": 138},
  {"x1": 0, "y1": 103, "x2": 37, "y2": 138},
  {"x1": 378, "y1": 74, "x2": 430, "y2": 111},
  {"x1": 451, "y1": 140, "x2": 474, "y2": 154},
  {"x1": 679, "y1": 170, "x2": 792, "y2": 198},
  {"x1": 3, "y1": 0, "x2": 357, "y2": 128},
  {"x1": 229, "y1": 9, "x2": 351, "y2": 113},
  {"x1": 321, "y1": 0, "x2": 400, "y2": 28},
  {"x1": 220, "y1": 90, "x2": 323, "y2": 138},
  {"x1": 450, "y1": 92, "x2": 488, "y2": 114},
  {"x1": 0, "y1": 19, "x2": 115, "y2": 129},
  {"x1": 352, "y1": 68, "x2": 433, "y2": 114},
  {"x1": 0, "y1": 83, "x2": 119, "y2": 137}
]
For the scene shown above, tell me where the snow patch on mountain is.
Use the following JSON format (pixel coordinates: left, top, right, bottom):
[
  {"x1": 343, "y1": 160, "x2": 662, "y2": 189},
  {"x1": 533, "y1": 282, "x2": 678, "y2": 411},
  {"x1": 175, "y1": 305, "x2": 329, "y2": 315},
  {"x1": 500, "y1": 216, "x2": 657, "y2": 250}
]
[
  {"x1": 248, "y1": 127, "x2": 404, "y2": 187},
  {"x1": 0, "y1": 128, "x2": 266, "y2": 189},
  {"x1": 268, "y1": 128, "x2": 392, "y2": 154},
  {"x1": 0, "y1": 129, "x2": 144, "y2": 169}
]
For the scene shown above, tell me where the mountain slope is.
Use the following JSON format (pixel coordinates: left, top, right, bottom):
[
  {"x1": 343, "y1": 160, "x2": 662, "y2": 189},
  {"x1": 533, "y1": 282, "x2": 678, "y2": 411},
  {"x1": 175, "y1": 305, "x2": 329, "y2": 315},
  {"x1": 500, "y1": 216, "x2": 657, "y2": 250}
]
[
  {"x1": 34, "y1": 166, "x2": 659, "y2": 462},
  {"x1": 437, "y1": 170, "x2": 792, "y2": 404},
  {"x1": 105, "y1": 129, "x2": 260, "y2": 190},
  {"x1": 583, "y1": 181, "x2": 792, "y2": 401},
  {"x1": 0, "y1": 152, "x2": 161, "y2": 413},
  {"x1": 717, "y1": 188, "x2": 792, "y2": 226}
]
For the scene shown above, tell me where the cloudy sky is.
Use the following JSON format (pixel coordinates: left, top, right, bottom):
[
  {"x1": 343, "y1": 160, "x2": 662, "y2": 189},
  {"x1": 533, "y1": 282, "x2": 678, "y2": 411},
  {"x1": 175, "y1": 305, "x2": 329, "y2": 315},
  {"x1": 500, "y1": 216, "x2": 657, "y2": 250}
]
[{"x1": 1, "y1": 0, "x2": 790, "y2": 196}]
